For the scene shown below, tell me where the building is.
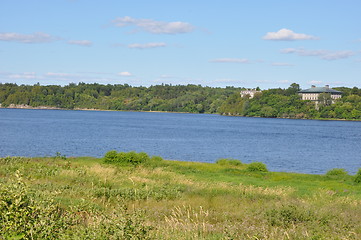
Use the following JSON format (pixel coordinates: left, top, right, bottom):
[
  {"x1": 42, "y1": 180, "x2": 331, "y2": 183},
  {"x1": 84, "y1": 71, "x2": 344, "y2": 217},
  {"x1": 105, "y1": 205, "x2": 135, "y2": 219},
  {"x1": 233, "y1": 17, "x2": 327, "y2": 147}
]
[
  {"x1": 240, "y1": 89, "x2": 261, "y2": 99},
  {"x1": 298, "y1": 85, "x2": 342, "y2": 102}
]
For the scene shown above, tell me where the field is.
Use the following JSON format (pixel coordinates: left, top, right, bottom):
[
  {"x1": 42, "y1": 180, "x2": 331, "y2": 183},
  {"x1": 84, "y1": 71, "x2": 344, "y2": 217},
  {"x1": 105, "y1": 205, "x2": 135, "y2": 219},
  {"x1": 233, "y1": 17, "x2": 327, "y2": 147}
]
[{"x1": 1, "y1": 154, "x2": 360, "y2": 239}]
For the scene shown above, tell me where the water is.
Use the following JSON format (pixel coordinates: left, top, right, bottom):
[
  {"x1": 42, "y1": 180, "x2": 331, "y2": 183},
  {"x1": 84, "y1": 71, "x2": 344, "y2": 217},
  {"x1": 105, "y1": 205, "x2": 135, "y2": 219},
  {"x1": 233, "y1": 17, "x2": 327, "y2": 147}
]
[{"x1": 0, "y1": 108, "x2": 360, "y2": 174}]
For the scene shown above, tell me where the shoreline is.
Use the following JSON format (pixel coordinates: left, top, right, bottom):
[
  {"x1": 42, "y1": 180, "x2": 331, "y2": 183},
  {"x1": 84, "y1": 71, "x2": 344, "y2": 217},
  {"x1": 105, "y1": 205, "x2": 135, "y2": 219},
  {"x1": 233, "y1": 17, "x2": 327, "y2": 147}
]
[
  {"x1": 1, "y1": 104, "x2": 360, "y2": 121},
  {"x1": 0, "y1": 104, "x2": 205, "y2": 114}
]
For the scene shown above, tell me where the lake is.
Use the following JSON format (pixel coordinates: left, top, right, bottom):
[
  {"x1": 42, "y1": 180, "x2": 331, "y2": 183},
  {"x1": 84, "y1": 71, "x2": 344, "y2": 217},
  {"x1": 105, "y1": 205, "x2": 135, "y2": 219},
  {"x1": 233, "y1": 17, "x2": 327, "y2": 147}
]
[{"x1": 0, "y1": 108, "x2": 360, "y2": 174}]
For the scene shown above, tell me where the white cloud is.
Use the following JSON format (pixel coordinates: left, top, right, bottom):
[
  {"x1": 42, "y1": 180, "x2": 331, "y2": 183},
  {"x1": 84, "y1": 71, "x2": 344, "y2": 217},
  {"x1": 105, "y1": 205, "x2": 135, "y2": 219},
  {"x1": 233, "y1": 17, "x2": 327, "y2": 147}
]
[
  {"x1": 68, "y1": 40, "x2": 92, "y2": 46},
  {"x1": 263, "y1": 28, "x2": 318, "y2": 41},
  {"x1": 281, "y1": 48, "x2": 355, "y2": 60},
  {"x1": 9, "y1": 72, "x2": 37, "y2": 79},
  {"x1": 271, "y1": 62, "x2": 294, "y2": 66},
  {"x1": 45, "y1": 72, "x2": 76, "y2": 77},
  {"x1": 211, "y1": 78, "x2": 242, "y2": 84},
  {"x1": 277, "y1": 80, "x2": 290, "y2": 84},
  {"x1": 309, "y1": 80, "x2": 323, "y2": 85},
  {"x1": 159, "y1": 74, "x2": 174, "y2": 79},
  {"x1": 112, "y1": 16, "x2": 194, "y2": 34},
  {"x1": 128, "y1": 42, "x2": 166, "y2": 49},
  {"x1": 118, "y1": 72, "x2": 133, "y2": 77},
  {"x1": 210, "y1": 58, "x2": 250, "y2": 63},
  {"x1": 0, "y1": 32, "x2": 58, "y2": 43}
]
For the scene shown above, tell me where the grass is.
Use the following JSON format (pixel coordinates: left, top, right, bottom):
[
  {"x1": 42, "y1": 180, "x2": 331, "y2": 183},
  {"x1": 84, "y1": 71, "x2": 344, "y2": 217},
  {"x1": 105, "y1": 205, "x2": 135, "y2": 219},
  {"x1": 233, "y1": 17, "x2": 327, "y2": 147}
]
[{"x1": 0, "y1": 155, "x2": 360, "y2": 239}]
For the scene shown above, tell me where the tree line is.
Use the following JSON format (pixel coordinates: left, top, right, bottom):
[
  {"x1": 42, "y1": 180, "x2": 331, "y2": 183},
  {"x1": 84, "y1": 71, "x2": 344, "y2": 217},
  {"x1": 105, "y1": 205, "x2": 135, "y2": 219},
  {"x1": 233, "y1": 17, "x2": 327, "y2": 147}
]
[
  {"x1": 0, "y1": 82, "x2": 360, "y2": 120},
  {"x1": 219, "y1": 84, "x2": 361, "y2": 120},
  {"x1": 0, "y1": 82, "x2": 239, "y2": 114}
]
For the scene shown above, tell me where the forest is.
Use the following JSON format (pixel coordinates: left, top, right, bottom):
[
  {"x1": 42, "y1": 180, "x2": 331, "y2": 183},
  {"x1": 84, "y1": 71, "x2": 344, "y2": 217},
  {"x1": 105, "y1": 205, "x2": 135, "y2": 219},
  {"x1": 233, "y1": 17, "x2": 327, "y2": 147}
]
[
  {"x1": 1, "y1": 82, "x2": 361, "y2": 120},
  {"x1": 0, "y1": 83, "x2": 238, "y2": 114},
  {"x1": 219, "y1": 84, "x2": 361, "y2": 120}
]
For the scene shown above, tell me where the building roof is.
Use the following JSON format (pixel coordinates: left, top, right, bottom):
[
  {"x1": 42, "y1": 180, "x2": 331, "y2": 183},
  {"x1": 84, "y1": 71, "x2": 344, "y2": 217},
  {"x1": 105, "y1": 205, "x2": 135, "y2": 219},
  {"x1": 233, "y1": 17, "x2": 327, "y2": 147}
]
[{"x1": 298, "y1": 86, "x2": 342, "y2": 94}]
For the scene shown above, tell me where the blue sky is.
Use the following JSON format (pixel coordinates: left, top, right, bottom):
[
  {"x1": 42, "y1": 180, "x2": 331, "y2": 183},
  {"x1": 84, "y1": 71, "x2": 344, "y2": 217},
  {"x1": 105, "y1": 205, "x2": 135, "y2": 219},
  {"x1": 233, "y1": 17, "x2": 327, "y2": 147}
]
[{"x1": 1, "y1": 0, "x2": 360, "y2": 89}]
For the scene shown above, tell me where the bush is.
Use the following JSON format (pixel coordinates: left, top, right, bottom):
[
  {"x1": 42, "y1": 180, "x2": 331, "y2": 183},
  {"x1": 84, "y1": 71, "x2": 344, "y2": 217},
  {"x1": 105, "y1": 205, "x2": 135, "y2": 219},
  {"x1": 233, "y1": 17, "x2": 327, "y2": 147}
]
[
  {"x1": 148, "y1": 155, "x2": 164, "y2": 166},
  {"x1": 247, "y1": 162, "x2": 268, "y2": 172},
  {"x1": 150, "y1": 155, "x2": 163, "y2": 162},
  {"x1": 104, "y1": 151, "x2": 159, "y2": 166},
  {"x1": 104, "y1": 150, "x2": 118, "y2": 163},
  {"x1": 354, "y1": 168, "x2": 361, "y2": 184},
  {"x1": 216, "y1": 158, "x2": 243, "y2": 166},
  {"x1": 134, "y1": 152, "x2": 150, "y2": 165},
  {"x1": 1, "y1": 171, "x2": 153, "y2": 239},
  {"x1": 326, "y1": 168, "x2": 348, "y2": 176},
  {"x1": 0, "y1": 171, "x2": 71, "y2": 239}
]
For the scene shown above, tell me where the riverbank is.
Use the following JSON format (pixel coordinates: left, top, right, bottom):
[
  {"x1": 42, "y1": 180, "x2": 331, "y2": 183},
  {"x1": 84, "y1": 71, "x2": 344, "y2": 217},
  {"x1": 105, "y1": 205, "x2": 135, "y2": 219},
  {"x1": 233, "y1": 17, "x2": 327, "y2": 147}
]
[
  {"x1": 1, "y1": 155, "x2": 360, "y2": 239},
  {"x1": 0, "y1": 104, "x2": 62, "y2": 110},
  {"x1": 2, "y1": 104, "x2": 360, "y2": 122},
  {"x1": 0, "y1": 104, "x2": 199, "y2": 114}
]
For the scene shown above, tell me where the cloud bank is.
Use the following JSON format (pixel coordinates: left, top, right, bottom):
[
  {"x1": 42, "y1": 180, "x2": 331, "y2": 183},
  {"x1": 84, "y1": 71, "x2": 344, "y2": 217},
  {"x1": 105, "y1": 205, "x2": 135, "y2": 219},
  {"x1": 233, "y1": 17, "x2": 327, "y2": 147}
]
[
  {"x1": 68, "y1": 40, "x2": 93, "y2": 46},
  {"x1": 128, "y1": 42, "x2": 166, "y2": 49},
  {"x1": 271, "y1": 62, "x2": 294, "y2": 66},
  {"x1": 0, "y1": 32, "x2": 58, "y2": 43},
  {"x1": 263, "y1": 28, "x2": 318, "y2": 41},
  {"x1": 118, "y1": 72, "x2": 133, "y2": 77},
  {"x1": 210, "y1": 58, "x2": 250, "y2": 63},
  {"x1": 8, "y1": 72, "x2": 37, "y2": 79},
  {"x1": 112, "y1": 16, "x2": 194, "y2": 34},
  {"x1": 281, "y1": 48, "x2": 354, "y2": 60}
]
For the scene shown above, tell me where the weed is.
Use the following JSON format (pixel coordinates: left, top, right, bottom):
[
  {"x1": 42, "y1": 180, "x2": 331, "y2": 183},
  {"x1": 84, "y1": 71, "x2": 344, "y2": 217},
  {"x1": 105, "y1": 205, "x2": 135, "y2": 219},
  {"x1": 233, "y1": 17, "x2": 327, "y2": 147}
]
[
  {"x1": 355, "y1": 168, "x2": 361, "y2": 184},
  {"x1": 164, "y1": 205, "x2": 212, "y2": 237},
  {"x1": 265, "y1": 204, "x2": 314, "y2": 227},
  {"x1": 0, "y1": 156, "x2": 29, "y2": 165},
  {"x1": 55, "y1": 152, "x2": 67, "y2": 160}
]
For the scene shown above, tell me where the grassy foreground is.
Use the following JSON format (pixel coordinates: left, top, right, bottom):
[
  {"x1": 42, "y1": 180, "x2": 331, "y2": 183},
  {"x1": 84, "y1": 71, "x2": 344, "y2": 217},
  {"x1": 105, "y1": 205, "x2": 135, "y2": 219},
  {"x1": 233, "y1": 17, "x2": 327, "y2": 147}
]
[{"x1": 1, "y1": 154, "x2": 360, "y2": 239}]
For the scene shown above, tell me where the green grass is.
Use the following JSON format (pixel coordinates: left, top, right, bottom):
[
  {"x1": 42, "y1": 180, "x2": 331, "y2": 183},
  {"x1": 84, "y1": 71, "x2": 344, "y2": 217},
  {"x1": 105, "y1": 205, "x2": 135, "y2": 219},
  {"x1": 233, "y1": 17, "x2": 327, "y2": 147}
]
[{"x1": 1, "y1": 155, "x2": 360, "y2": 239}]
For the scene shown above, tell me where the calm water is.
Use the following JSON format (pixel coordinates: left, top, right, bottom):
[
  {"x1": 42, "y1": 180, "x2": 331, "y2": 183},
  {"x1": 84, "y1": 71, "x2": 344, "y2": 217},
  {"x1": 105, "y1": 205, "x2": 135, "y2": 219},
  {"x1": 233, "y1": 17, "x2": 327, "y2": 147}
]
[{"x1": 0, "y1": 108, "x2": 360, "y2": 174}]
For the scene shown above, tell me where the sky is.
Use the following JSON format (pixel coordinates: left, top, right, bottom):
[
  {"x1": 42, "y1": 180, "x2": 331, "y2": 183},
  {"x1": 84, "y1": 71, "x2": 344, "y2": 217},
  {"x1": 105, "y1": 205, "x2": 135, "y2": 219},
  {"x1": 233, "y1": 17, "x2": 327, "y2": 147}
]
[{"x1": 1, "y1": 0, "x2": 360, "y2": 89}]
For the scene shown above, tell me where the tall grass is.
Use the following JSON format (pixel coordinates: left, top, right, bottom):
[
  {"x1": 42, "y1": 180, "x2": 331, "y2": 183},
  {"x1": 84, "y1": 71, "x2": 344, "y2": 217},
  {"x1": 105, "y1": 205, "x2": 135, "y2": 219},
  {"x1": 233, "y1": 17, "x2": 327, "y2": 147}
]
[{"x1": 0, "y1": 155, "x2": 360, "y2": 239}]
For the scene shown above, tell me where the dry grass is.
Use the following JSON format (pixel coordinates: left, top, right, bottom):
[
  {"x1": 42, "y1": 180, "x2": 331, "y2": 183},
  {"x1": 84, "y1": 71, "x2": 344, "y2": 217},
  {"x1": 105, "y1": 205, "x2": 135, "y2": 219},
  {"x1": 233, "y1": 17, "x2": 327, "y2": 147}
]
[{"x1": 1, "y1": 156, "x2": 360, "y2": 239}]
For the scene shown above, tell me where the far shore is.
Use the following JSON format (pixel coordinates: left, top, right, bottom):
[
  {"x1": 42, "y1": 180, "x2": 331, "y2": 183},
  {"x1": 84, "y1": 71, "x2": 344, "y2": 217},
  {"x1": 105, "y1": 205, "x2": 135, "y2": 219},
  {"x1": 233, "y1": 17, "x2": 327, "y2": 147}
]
[
  {"x1": 1, "y1": 103, "x2": 360, "y2": 121},
  {"x1": 0, "y1": 104, "x2": 201, "y2": 114}
]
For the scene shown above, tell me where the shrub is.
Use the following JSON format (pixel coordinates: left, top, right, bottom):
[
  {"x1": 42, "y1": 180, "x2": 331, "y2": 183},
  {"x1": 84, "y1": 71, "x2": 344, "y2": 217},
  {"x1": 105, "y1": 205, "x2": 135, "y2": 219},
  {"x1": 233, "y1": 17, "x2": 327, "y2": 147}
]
[
  {"x1": 138, "y1": 152, "x2": 150, "y2": 162},
  {"x1": 145, "y1": 155, "x2": 164, "y2": 167},
  {"x1": 55, "y1": 152, "x2": 67, "y2": 160},
  {"x1": 1, "y1": 171, "x2": 153, "y2": 239},
  {"x1": 104, "y1": 150, "x2": 119, "y2": 163},
  {"x1": 104, "y1": 150, "x2": 159, "y2": 166},
  {"x1": 0, "y1": 171, "x2": 71, "y2": 239},
  {"x1": 216, "y1": 158, "x2": 243, "y2": 166},
  {"x1": 125, "y1": 151, "x2": 138, "y2": 165},
  {"x1": 247, "y1": 162, "x2": 268, "y2": 172},
  {"x1": 354, "y1": 168, "x2": 361, "y2": 184},
  {"x1": 117, "y1": 152, "x2": 127, "y2": 164},
  {"x1": 326, "y1": 168, "x2": 348, "y2": 176},
  {"x1": 150, "y1": 155, "x2": 163, "y2": 162}
]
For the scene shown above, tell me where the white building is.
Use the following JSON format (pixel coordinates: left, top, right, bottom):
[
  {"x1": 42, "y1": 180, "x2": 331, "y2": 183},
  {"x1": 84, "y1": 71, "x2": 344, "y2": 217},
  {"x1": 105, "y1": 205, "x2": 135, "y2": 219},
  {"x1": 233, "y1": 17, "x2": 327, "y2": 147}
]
[
  {"x1": 240, "y1": 89, "x2": 261, "y2": 99},
  {"x1": 298, "y1": 85, "x2": 342, "y2": 102}
]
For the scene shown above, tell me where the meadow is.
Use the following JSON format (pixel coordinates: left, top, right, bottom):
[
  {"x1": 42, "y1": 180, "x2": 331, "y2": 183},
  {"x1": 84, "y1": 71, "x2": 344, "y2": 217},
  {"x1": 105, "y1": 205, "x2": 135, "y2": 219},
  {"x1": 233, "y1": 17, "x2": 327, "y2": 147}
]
[{"x1": 1, "y1": 152, "x2": 360, "y2": 239}]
